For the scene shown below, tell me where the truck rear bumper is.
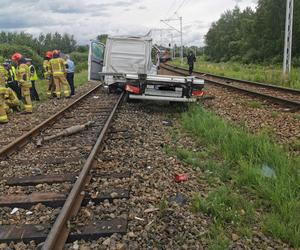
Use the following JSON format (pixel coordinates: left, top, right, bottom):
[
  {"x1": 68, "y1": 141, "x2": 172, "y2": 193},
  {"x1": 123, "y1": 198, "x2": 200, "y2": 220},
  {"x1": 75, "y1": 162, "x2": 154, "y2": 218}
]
[{"x1": 129, "y1": 94, "x2": 196, "y2": 102}]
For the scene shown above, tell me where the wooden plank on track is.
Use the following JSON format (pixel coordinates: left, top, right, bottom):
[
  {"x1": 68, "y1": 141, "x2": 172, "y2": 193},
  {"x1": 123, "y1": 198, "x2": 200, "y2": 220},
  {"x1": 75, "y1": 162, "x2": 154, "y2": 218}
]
[
  {"x1": 0, "y1": 189, "x2": 130, "y2": 208},
  {"x1": 0, "y1": 218, "x2": 127, "y2": 244}
]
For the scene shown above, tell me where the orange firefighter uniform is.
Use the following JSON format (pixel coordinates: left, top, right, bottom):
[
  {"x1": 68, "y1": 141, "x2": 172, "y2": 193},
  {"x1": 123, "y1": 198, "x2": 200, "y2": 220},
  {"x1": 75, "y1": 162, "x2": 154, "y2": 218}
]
[{"x1": 49, "y1": 51, "x2": 70, "y2": 98}]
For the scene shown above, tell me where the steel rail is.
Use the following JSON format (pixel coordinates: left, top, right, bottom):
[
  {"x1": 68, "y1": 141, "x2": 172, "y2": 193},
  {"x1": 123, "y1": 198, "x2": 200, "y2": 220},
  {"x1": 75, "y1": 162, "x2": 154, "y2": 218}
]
[
  {"x1": 165, "y1": 63, "x2": 300, "y2": 95},
  {"x1": 42, "y1": 92, "x2": 124, "y2": 250},
  {"x1": 161, "y1": 64, "x2": 300, "y2": 109},
  {"x1": 0, "y1": 84, "x2": 102, "y2": 159}
]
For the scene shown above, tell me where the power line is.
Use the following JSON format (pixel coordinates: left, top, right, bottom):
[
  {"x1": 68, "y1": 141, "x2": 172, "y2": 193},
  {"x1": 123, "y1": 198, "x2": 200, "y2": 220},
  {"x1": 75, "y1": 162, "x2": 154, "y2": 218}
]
[{"x1": 174, "y1": 0, "x2": 189, "y2": 15}]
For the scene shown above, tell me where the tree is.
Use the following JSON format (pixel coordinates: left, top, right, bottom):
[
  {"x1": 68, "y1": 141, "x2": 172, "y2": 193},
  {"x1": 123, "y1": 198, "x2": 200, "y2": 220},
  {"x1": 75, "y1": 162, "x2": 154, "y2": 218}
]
[
  {"x1": 97, "y1": 34, "x2": 108, "y2": 44},
  {"x1": 204, "y1": 0, "x2": 300, "y2": 64}
]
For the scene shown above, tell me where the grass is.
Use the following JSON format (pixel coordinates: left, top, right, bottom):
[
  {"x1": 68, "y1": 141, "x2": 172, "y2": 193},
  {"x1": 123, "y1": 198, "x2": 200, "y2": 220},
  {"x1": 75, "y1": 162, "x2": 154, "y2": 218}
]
[
  {"x1": 192, "y1": 187, "x2": 255, "y2": 235},
  {"x1": 35, "y1": 70, "x2": 88, "y2": 102},
  {"x1": 170, "y1": 105, "x2": 300, "y2": 247},
  {"x1": 169, "y1": 57, "x2": 300, "y2": 89},
  {"x1": 242, "y1": 100, "x2": 264, "y2": 109}
]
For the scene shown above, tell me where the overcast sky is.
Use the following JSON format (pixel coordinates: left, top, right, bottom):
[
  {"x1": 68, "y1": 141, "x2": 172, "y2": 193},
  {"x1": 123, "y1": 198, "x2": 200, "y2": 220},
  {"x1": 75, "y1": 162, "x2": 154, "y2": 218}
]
[{"x1": 0, "y1": 0, "x2": 257, "y2": 46}]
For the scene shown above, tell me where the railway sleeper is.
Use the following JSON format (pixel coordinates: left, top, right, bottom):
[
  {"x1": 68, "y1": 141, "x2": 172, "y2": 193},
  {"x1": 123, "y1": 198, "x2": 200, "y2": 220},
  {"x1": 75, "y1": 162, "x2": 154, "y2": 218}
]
[
  {"x1": 0, "y1": 218, "x2": 127, "y2": 244},
  {"x1": 0, "y1": 188, "x2": 130, "y2": 208},
  {"x1": 5, "y1": 171, "x2": 131, "y2": 186}
]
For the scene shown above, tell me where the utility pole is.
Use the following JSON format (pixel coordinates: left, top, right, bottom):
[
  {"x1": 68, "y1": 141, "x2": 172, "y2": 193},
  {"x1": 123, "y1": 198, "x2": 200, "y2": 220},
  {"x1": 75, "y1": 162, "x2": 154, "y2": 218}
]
[
  {"x1": 161, "y1": 17, "x2": 183, "y2": 64},
  {"x1": 283, "y1": 0, "x2": 294, "y2": 77},
  {"x1": 180, "y1": 16, "x2": 183, "y2": 64}
]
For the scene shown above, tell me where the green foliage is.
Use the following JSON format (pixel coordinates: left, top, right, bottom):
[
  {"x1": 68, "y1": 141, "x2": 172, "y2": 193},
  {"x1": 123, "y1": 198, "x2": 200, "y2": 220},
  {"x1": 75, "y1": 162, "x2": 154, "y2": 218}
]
[
  {"x1": 205, "y1": 1, "x2": 300, "y2": 65},
  {"x1": 0, "y1": 43, "x2": 43, "y2": 75},
  {"x1": 207, "y1": 225, "x2": 230, "y2": 250},
  {"x1": 69, "y1": 52, "x2": 88, "y2": 72},
  {"x1": 0, "y1": 31, "x2": 77, "y2": 55},
  {"x1": 181, "y1": 106, "x2": 300, "y2": 247},
  {"x1": 243, "y1": 100, "x2": 264, "y2": 109},
  {"x1": 97, "y1": 34, "x2": 108, "y2": 45},
  {"x1": 192, "y1": 187, "x2": 255, "y2": 226},
  {"x1": 170, "y1": 58, "x2": 300, "y2": 89}
]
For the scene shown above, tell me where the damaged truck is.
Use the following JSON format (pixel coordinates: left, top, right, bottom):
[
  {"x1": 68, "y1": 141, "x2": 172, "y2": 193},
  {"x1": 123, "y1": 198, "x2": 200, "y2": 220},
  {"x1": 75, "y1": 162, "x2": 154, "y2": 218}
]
[{"x1": 88, "y1": 35, "x2": 204, "y2": 102}]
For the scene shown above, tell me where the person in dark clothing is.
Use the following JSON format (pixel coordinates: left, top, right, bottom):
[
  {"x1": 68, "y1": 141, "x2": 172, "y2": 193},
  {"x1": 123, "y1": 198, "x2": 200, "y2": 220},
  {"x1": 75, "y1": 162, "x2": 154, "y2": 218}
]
[
  {"x1": 4, "y1": 61, "x2": 22, "y2": 100},
  {"x1": 65, "y1": 55, "x2": 75, "y2": 96},
  {"x1": 26, "y1": 59, "x2": 40, "y2": 101},
  {"x1": 187, "y1": 51, "x2": 196, "y2": 75}
]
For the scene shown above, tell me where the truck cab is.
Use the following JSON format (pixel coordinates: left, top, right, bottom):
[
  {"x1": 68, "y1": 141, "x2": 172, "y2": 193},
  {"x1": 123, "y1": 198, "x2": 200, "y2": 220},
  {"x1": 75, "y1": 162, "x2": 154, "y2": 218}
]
[{"x1": 88, "y1": 35, "x2": 204, "y2": 102}]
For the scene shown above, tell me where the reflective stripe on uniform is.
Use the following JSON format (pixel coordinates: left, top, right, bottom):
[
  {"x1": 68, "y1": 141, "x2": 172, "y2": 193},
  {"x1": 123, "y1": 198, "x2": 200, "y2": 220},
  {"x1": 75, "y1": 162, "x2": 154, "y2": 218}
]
[
  {"x1": 50, "y1": 58, "x2": 65, "y2": 76},
  {"x1": 0, "y1": 114, "x2": 8, "y2": 122},
  {"x1": 24, "y1": 104, "x2": 33, "y2": 111}
]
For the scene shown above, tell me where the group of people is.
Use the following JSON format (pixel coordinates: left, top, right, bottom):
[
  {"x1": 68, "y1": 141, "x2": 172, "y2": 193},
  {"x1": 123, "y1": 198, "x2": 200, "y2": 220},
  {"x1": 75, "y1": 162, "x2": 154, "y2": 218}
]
[{"x1": 0, "y1": 50, "x2": 75, "y2": 124}]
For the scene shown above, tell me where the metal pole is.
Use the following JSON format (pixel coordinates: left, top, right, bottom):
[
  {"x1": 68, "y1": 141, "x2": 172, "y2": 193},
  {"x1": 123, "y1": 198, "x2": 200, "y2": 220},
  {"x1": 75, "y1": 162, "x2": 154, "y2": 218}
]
[
  {"x1": 180, "y1": 16, "x2": 183, "y2": 64},
  {"x1": 171, "y1": 33, "x2": 174, "y2": 59},
  {"x1": 283, "y1": 0, "x2": 294, "y2": 76}
]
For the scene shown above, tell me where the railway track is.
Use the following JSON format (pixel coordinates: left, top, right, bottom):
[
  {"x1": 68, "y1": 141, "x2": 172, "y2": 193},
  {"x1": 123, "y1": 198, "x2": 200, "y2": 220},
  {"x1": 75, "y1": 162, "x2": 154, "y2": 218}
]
[
  {"x1": 161, "y1": 64, "x2": 300, "y2": 109},
  {"x1": 0, "y1": 86, "x2": 128, "y2": 249}
]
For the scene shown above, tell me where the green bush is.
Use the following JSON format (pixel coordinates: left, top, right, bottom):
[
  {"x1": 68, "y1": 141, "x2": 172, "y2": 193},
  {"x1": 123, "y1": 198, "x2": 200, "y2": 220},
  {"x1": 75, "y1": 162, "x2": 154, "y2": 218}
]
[
  {"x1": 0, "y1": 43, "x2": 43, "y2": 76},
  {"x1": 75, "y1": 61, "x2": 88, "y2": 73},
  {"x1": 69, "y1": 52, "x2": 88, "y2": 64},
  {"x1": 69, "y1": 52, "x2": 88, "y2": 72}
]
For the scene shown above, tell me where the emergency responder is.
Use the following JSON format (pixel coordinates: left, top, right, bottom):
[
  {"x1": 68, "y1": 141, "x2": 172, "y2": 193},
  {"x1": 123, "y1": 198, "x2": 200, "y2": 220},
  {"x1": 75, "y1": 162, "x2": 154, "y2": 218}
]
[
  {"x1": 11, "y1": 53, "x2": 33, "y2": 113},
  {"x1": 65, "y1": 55, "x2": 75, "y2": 96},
  {"x1": 5, "y1": 87, "x2": 20, "y2": 112},
  {"x1": 187, "y1": 51, "x2": 196, "y2": 75},
  {"x1": 49, "y1": 50, "x2": 70, "y2": 98},
  {"x1": 43, "y1": 51, "x2": 55, "y2": 98},
  {"x1": 0, "y1": 60, "x2": 8, "y2": 123},
  {"x1": 26, "y1": 58, "x2": 40, "y2": 101},
  {"x1": 4, "y1": 60, "x2": 21, "y2": 99}
]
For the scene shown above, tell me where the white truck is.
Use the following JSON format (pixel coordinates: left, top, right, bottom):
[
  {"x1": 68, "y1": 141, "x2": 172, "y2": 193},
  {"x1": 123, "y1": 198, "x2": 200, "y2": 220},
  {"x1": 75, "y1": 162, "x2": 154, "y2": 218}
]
[{"x1": 88, "y1": 35, "x2": 204, "y2": 102}]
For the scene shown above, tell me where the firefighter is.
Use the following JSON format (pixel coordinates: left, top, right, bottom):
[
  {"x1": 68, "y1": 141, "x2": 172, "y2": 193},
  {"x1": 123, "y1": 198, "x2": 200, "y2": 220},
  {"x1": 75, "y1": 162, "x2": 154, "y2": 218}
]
[
  {"x1": 49, "y1": 50, "x2": 70, "y2": 98},
  {"x1": 26, "y1": 58, "x2": 40, "y2": 101},
  {"x1": 4, "y1": 60, "x2": 22, "y2": 99},
  {"x1": 5, "y1": 87, "x2": 20, "y2": 112},
  {"x1": 11, "y1": 53, "x2": 33, "y2": 113},
  {"x1": 43, "y1": 51, "x2": 55, "y2": 98},
  {"x1": 0, "y1": 61, "x2": 8, "y2": 123}
]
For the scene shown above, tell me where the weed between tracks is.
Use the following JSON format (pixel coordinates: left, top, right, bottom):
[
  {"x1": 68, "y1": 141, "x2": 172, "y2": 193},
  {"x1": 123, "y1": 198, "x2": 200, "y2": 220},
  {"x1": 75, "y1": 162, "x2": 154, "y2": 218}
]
[
  {"x1": 170, "y1": 58, "x2": 300, "y2": 89},
  {"x1": 167, "y1": 105, "x2": 300, "y2": 247}
]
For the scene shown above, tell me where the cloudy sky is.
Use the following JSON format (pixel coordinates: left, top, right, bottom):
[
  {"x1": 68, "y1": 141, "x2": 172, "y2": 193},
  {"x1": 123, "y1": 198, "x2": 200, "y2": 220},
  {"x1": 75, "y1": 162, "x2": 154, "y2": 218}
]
[{"x1": 0, "y1": 0, "x2": 257, "y2": 46}]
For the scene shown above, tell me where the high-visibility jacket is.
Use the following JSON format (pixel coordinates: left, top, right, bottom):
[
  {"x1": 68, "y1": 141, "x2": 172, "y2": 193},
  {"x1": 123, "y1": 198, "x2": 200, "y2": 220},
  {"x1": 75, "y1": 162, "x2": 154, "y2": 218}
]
[
  {"x1": 7, "y1": 66, "x2": 16, "y2": 82},
  {"x1": 0, "y1": 66, "x2": 7, "y2": 85},
  {"x1": 17, "y1": 63, "x2": 32, "y2": 88},
  {"x1": 49, "y1": 58, "x2": 66, "y2": 76},
  {"x1": 11, "y1": 66, "x2": 17, "y2": 81},
  {"x1": 29, "y1": 64, "x2": 38, "y2": 81},
  {"x1": 43, "y1": 59, "x2": 51, "y2": 78}
]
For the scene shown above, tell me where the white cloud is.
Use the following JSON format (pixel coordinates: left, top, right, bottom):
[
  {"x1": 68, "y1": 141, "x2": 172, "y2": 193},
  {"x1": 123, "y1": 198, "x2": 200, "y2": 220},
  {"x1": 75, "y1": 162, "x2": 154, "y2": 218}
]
[{"x1": 0, "y1": 0, "x2": 257, "y2": 46}]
